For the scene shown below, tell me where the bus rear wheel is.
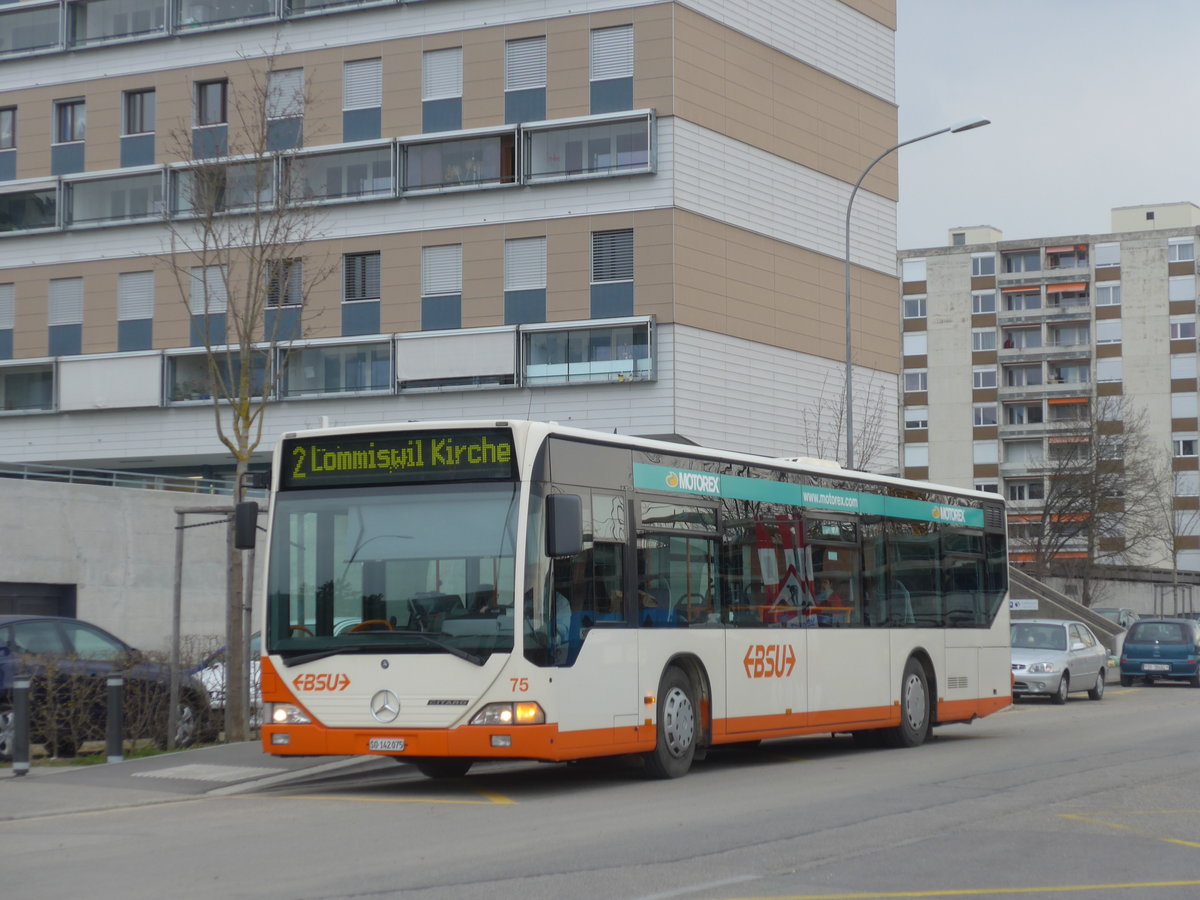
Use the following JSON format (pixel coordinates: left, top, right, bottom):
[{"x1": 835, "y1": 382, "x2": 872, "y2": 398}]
[
  {"x1": 644, "y1": 667, "x2": 697, "y2": 779},
  {"x1": 882, "y1": 658, "x2": 930, "y2": 748},
  {"x1": 407, "y1": 757, "x2": 473, "y2": 779}
]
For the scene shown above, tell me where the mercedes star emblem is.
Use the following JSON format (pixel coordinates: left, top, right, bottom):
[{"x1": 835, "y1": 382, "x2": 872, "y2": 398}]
[{"x1": 370, "y1": 689, "x2": 401, "y2": 723}]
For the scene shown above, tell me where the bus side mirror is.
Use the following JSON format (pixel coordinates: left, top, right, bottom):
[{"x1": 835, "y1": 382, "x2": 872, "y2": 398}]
[
  {"x1": 234, "y1": 501, "x2": 259, "y2": 550},
  {"x1": 545, "y1": 494, "x2": 583, "y2": 558}
]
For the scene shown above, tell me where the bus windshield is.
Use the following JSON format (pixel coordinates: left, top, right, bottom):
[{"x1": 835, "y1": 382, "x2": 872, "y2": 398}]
[{"x1": 265, "y1": 481, "x2": 520, "y2": 661}]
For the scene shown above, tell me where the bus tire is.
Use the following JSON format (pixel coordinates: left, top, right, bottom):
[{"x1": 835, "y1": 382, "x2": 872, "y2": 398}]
[
  {"x1": 644, "y1": 667, "x2": 697, "y2": 779},
  {"x1": 882, "y1": 657, "x2": 930, "y2": 749},
  {"x1": 408, "y1": 757, "x2": 473, "y2": 779}
]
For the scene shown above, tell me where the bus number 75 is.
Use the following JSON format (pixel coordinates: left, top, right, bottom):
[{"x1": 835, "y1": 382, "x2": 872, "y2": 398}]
[{"x1": 510, "y1": 677, "x2": 529, "y2": 692}]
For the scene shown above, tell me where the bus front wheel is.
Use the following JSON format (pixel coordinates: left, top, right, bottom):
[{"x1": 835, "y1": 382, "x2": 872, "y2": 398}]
[
  {"x1": 882, "y1": 658, "x2": 930, "y2": 748},
  {"x1": 644, "y1": 667, "x2": 697, "y2": 779}
]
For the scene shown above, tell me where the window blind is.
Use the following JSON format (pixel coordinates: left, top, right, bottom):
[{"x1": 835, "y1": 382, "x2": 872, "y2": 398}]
[
  {"x1": 423, "y1": 48, "x2": 463, "y2": 100},
  {"x1": 422, "y1": 245, "x2": 462, "y2": 296},
  {"x1": 505, "y1": 37, "x2": 547, "y2": 91},
  {"x1": 590, "y1": 25, "x2": 633, "y2": 81},
  {"x1": 591, "y1": 229, "x2": 633, "y2": 282},
  {"x1": 117, "y1": 271, "x2": 155, "y2": 320},
  {"x1": 344, "y1": 58, "x2": 382, "y2": 109},
  {"x1": 504, "y1": 237, "x2": 547, "y2": 291},
  {"x1": 48, "y1": 277, "x2": 84, "y2": 325}
]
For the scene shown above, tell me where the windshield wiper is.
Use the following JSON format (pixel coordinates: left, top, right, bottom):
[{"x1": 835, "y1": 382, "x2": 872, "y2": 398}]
[{"x1": 279, "y1": 632, "x2": 486, "y2": 667}]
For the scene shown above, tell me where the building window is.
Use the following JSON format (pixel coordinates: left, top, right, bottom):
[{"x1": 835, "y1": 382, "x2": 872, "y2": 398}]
[
  {"x1": 1095, "y1": 357, "x2": 1122, "y2": 383},
  {"x1": 524, "y1": 320, "x2": 652, "y2": 385},
  {"x1": 525, "y1": 113, "x2": 652, "y2": 182},
  {"x1": 903, "y1": 443, "x2": 929, "y2": 468},
  {"x1": 1095, "y1": 242, "x2": 1120, "y2": 267},
  {"x1": 975, "y1": 481, "x2": 1000, "y2": 494},
  {"x1": 1004, "y1": 440, "x2": 1043, "y2": 464},
  {"x1": 343, "y1": 251, "x2": 380, "y2": 302},
  {"x1": 178, "y1": 0, "x2": 273, "y2": 28},
  {"x1": 1006, "y1": 403, "x2": 1043, "y2": 425},
  {"x1": 1174, "y1": 435, "x2": 1198, "y2": 458},
  {"x1": 422, "y1": 47, "x2": 463, "y2": 133},
  {"x1": 904, "y1": 406, "x2": 928, "y2": 429},
  {"x1": 1176, "y1": 472, "x2": 1200, "y2": 496},
  {"x1": 1171, "y1": 316, "x2": 1196, "y2": 340},
  {"x1": 1003, "y1": 327, "x2": 1041, "y2": 350},
  {"x1": 972, "y1": 290, "x2": 996, "y2": 314},
  {"x1": 421, "y1": 244, "x2": 463, "y2": 331},
  {"x1": 406, "y1": 132, "x2": 517, "y2": 191},
  {"x1": 971, "y1": 253, "x2": 995, "y2": 277},
  {"x1": 590, "y1": 25, "x2": 633, "y2": 114},
  {"x1": 902, "y1": 295, "x2": 926, "y2": 318},
  {"x1": 343, "y1": 58, "x2": 382, "y2": 142},
  {"x1": 1007, "y1": 480, "x2": 1045, "y2": 502},
  {"x1": 281, "y1": 342, "x2": 391, "y2": 397},
  {"x1": 1049, "y1": 401, "x2": 1086, "y2": 422},
  {"x1": 1003, "y1": 290, "x2": 1041, "y2": 311},
  {"x1": 0, "y1": 363, "x2": 53, "y2": 411},
  {"x1": 902, "y1": 332, "x2": 927, "y2": 356},
  {"x1": 592, "y1": 229, "x2": 634, "y2": 318},
  {"x1": 55, "y1": 100, "x2": 85, "y2": 143},
  {"x1": 1095, "y1": 319, "x2": 1122, "y2": 345},
  {"x1": 952, "y1": 232, "x2": 966, "y2": 246},
  {"x1": 1169, "y1": 276, "x2": 1195, "y2": 303},
  {"x1": 1096, "y1": 283, "x2": 1121, "y2": 306},
  {"x1": 974, "y1": 404, "x2": 997, "y2": 426},
  {"x1": 195, "y1": 80, "x2": 227, "y2": 127},
  {"x1": 123, "y1": 89, "x2": 155, "y2": 136},
  {"x1": 1171, "y1": 354, "x2": 1197, "y2": 379},
  {"x1": 289, "y1": 145, "x2": 393, "y2": 201},
  {"x1": 1004, "y1": 365, "x2": 1042, "y2": 387},
  {"x1": 266, "y1": 68, "x2": 304, "y2": 151},
  {"x1": 1171, "y1": 393, "x2": 1197, "y2": 418},
  {"x1": 505, "y1": 237, "x2": 547, "y2": 325},
  {"x1": 973, "y1": 440, "x2": 998, "y2": 464},
  {"x1": 0, "y1": 282, "x2": 13, "y2": 359},
  {"x1": 1049, "y1": 324, "x2": 1089, "y2": 348},
  {"x1": 188, "y1": 265, "x2": 227, "y2": 346},
  {"x1": 901, "y1": 258, "x2": 926, "y2": 282},
  {"x1": 48, "y1": 276, "x2": 84, "y2": 356},
  {"x1": 505, "y1": 36, "x2": 547, "y2": 124},
  {"x1": 266, "y1": 259, "x2": 303, "y2": 307},
  {"x1": 973, "y1": 366, "x2": 997, "y2": 389},
  {"x1": 1002, "y1": 250, "x2": 1040, "y2": 273},
  {"x1": 0, "y1": 107, "x2": 14, "y2": 150},
  {"x1": 1169, "y1": 237, "x2": 1195, "y2": 263},
  {"x1": 903, "y1": 369, "x2": 928, "y2": 392},
  {"x1": 972, "y1": 329, "x2": 996, "y2": 352},
  {"x1": 69, "y1": 0, "x2": 166, "y2": 43},
  {"x1": 117, "y1": 271, "x2": 154, "y2": 352},
  {"x1": 66, "y1": 172, "x2": 163, "y2": 224}
]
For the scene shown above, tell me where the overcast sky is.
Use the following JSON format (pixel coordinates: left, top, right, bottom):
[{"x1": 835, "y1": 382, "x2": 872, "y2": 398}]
[{"x1": 895, "y1": 0, "x2": 1200, "y2": 250}]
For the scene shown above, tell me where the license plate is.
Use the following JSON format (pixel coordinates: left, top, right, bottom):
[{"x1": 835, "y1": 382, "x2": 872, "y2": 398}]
[
  {"x1": 368, "y1": 738, "x2": 406, "y2": 752},
  {"x1": 1143, "y1": 663, "x2": 1170, "y2": 672}
]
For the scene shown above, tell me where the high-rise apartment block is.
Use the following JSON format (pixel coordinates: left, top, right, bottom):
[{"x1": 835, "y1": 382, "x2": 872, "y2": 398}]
[
  {"x1": 899, "y1": 202, "x2": 1200, "y2": 570},
  {"x1": 0, "y1": 0, "x2": 900, "y2": 476}
]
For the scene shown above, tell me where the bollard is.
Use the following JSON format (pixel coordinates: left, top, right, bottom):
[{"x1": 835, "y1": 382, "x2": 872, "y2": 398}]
[
  {"x1": 12, "y1": 675, "x2": 30, "y2": 776},
  {"x1": 106, "y1": 675, "x2": 124, "y2": 763}
]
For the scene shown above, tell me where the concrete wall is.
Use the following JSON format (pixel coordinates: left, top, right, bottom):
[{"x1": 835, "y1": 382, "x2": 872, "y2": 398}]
[{"x1": 0, "y1": 479, "x2": 260, "y2": 653}]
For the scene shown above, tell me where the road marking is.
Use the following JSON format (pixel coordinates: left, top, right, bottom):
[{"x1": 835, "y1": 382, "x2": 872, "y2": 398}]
[
  {"x1": 133, "y1": 763, "x2": 281, "y2": 783},
  {"x1": 1060, "y1": 812, "x2": 1200, "y2": 848},
  {"x1": 717, "y1": 879, "x2": 1200, "y2": 899}
]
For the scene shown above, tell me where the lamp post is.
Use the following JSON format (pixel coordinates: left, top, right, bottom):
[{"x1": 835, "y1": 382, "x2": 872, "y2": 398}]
[{"x1": 842, "y1": 117, "x2": 990, "y2": 469}]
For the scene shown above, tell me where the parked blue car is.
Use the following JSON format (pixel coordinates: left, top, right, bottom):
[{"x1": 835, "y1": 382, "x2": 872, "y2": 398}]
[{"x1": 1118, "y1": 617, "x2": 1200, "y2": 687}]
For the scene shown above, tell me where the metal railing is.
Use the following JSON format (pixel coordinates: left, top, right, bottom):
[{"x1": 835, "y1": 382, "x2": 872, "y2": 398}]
[{"x1": 0, "y1": 461, "x2": 264, "y2": 497}]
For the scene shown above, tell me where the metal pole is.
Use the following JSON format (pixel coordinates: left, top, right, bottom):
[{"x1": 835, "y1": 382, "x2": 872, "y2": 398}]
[
  {"x1": 12, "y1": 675, "x2": 31, "y2": 776},
  {"x1": 842, "y1": 119, "x2": 989, "y2": 470},
  {"x1": 168, "y1": 510, "x2": 184, "y2": 750},
  {"x1": 106, "y1": 675, "x2": 124, "y2": 763}
]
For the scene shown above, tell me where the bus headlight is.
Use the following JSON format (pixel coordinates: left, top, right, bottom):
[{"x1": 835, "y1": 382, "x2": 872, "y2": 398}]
[
  {"x1": 269, "y1": 703, "x2": 312, "y2": 725},
  {"x1": 470, "y1": 702, "x2": 545, "y2": 726}
]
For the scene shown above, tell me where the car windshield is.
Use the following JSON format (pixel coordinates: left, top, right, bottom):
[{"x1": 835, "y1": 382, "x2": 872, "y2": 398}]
[
  {"x1": 1011, "y1": 623, "x2": 1066, "y2": 651},
  {"x1": 1128, "y1": 622, "x2": 1188, "y2": 644},
  {"x1": 1094, "y1": 609, "x2": 1120, "y2": 623},
  {"x1": 265, "y1": 481, "x2": 520, "y2": 661}
]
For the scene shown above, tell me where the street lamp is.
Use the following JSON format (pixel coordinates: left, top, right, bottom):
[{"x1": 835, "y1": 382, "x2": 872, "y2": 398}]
[{"x1": 842, "y1": 117, "x2": 990, "y2": 469}]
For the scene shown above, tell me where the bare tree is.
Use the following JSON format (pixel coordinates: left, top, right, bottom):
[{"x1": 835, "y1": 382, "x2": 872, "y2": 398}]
[
  {"x1": 798, "y1": 372, "x2": 892, "y2": 472},
  {"x1": 1144, "y1": 448, "x2": 1200, "y2": 614},
  {"x1": 1015, "y1": 395, "x2": 1161, "y2": 606},
  {"x1": 160, "y1": 50, "x2": 336, "y2": 740}
]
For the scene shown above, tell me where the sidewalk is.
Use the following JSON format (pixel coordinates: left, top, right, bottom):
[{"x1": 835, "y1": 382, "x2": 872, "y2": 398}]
[{"x1": 0, "y1": 741, "x2": 389, "y2": 821}]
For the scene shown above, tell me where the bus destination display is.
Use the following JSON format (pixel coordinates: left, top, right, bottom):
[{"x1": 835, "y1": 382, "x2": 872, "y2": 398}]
[{"x1": 282, "y1": 429, "x2": 515, "y2": 488}]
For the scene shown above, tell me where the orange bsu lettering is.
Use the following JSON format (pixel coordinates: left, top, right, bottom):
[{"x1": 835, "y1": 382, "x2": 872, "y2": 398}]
[
  {"x1": 292, "y1": 672, "x2": 351, "y2": 692},
  {"x1": 743, "y1": 644, "x2": 796, "y2": 678}
]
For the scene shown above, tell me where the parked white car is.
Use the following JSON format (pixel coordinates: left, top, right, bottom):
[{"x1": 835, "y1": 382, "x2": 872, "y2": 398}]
[
  {"x1": 1011, "y1": 619, "x2": 1108, "y2": 704},
  {"x1": 193, "y1": 632, "x2": 261, "y2": 727}
]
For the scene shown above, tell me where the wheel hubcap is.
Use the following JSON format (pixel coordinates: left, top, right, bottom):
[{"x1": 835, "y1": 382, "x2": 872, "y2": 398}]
[
  {"x1": 902, "y1": 673, "x2": 927, "y2": 731},
  {"x1": 661, "y1": 686, "x2": 695, "y2": 758}
]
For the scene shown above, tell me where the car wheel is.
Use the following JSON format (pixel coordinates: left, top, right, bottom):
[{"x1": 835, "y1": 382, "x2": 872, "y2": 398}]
[
  {"x1": 0, "y1": 705, "x2": 14, "y2": 762},
  {"x1": 1190, "y1": 671, "x2": 1200, "y2": 688},
  {"x1": 643, "y1": 666, "x2": 698, "y2": 778},
  {"x1": 1052, "y1": 671, "x2": 1070, "y2": 705},
  {"x1": 1119, "y1": 674, "x2": 1133, "y2": 687},
  {"x1": 882, "y1": 657, "x2": 931, "y2": 748},
  {"x1": 1087, "y1": 670, "x2": 1105, "y2": 701}
]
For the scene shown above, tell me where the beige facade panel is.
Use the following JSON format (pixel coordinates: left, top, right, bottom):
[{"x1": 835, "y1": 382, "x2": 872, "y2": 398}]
[{"x1": 671, "y1": 5, "x2": 897, "y2": 198}]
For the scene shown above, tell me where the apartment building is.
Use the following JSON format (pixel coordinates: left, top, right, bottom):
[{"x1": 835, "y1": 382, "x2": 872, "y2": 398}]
[
  {"x1": 0, "y1": 0, "x2": 902, "y2": 479},
  {"x1": 899, "y1": 202, "x2": 1200, "y2": 571}
]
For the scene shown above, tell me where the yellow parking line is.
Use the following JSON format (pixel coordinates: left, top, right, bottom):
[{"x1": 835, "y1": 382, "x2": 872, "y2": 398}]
[
  {"x1": 1059, "y1": 812, "x2": 1200, "y2": 848},
  {"x1": 719, "y1": 880, "x2": 1200, "y2": 899}
]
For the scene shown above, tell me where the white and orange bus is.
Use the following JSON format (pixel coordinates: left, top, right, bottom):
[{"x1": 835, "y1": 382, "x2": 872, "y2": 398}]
[{"x1": 257, "y1": 420, "x2": 1010, "y2": 778}]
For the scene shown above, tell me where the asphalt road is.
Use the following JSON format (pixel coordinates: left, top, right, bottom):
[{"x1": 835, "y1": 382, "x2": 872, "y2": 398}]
[{"x1": 4, "y1": 679, "x2": 1200, "y2": 900}]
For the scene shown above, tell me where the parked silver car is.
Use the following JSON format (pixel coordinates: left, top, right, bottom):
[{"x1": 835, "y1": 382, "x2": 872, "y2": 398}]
[{"x1": 1011, "y1": 619, "x2": 1108, "y2": 704}]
